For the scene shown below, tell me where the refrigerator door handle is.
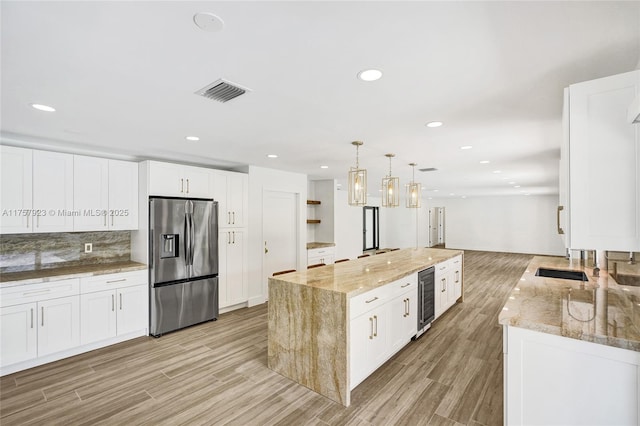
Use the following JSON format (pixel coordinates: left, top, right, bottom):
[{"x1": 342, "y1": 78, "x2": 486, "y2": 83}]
[
  {"x1": 189, "y1": 212, "x2": 195, "y2": 266},
  {"x1": 184, "y1": 213, "x2": 191, "y2": 269}
]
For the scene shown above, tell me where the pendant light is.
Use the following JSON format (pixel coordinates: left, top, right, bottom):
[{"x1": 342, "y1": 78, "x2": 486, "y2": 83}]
[
  {"x1": 382, "y1": 154, "x2": 399, "y2": 207},
  {"x1": 348, "y1": 141, "x2": 367, "y2": 206},
  {"x1": 406, "y1": 163, "x2": 421, "y2": 208}
]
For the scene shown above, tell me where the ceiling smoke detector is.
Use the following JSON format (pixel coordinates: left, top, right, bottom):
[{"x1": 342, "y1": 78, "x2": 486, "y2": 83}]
[
  {"x1": 193, "y1": 12, "x2": 224, "y2": 32},
  {"x1": 195, "y1": 79, "x2": 250, "y2": 103}
]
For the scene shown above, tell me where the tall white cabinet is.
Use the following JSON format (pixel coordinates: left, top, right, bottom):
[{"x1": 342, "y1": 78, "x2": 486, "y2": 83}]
[
  {"x1": 32, "y1": 150, "x2": 75, "y2": 232},
  {"x1": 0, "y1": 146, "x2": 32, "y2": 233},
  {"x1": 561, "y1": 70, "x2": 640, "y2": 251}
]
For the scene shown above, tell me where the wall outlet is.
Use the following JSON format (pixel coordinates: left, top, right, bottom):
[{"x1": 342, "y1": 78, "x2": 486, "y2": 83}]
[{"x1": 84, "y1": 243, "x2": 92, "y2": 253}]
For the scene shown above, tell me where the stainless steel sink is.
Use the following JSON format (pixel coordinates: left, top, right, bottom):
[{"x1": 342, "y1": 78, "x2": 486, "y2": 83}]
[
  {"x1": 614, "y1": 274, "x2": 640, "y2": 286},
  {"x1": 535, "y1": 268, "x2": 588, "y2": 281}
]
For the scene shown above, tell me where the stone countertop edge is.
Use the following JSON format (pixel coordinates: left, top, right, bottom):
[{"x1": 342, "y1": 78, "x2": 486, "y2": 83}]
[
  {"x1": 306, "y1": 242, "x2": 336, "y2": 250},
  {"x1": 498, "y1": 255, "x2": 640, "y2": 352},
  {"x1": 1, "y1": 261, "x2": 148, "y2": 287},
  {"x1": 270, "y1": 247, "x2": 463, "y2": 298}
]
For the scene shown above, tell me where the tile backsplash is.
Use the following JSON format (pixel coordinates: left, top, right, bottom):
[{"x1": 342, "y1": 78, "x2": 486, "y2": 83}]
[{"x1": 0, "y1": 231, "x2": 131, "y2": 273}]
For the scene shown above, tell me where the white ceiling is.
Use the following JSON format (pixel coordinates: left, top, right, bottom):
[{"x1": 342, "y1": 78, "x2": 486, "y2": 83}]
[{"x1": 2, "y1": 1, "x2": 639, "y2": 198}]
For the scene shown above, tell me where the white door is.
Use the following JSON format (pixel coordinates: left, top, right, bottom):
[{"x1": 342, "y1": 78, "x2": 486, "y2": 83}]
[
  {"x1": 0, "y1": 146, "x2": 33, "y2": 233},
  {"x1": 0, "y1": 303, "x2": 37, "y2": 366},
  {"x1": 109, "y1": 160, "x2": 138, "y2": 230},
  {"x1": 263, "y1": 191, "x2": 298, "y2": 298},
  {"x1": 37, "y1": 295, "x2": 80, "y2": 357},
  {"x1": 116, "y1": 285, "x2": 148, "y2": 335}
]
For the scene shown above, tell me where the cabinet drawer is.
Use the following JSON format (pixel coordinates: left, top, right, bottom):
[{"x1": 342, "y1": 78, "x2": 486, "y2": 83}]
[
  {"x1": 0, "y1": 278, "x2": 80, "y2": 308},
  {"x1": 80, "y1": 270, "x2": 147, "y2": 294},
  {"x1": 349, "y1": 286, "x2": 391, "y2": 320},
  {"x1": 308, "y1": 247, "x2": 335, "y2": 257},
  {"x1": 388, "y1": 273, "x2": 417, "y2": 297}
]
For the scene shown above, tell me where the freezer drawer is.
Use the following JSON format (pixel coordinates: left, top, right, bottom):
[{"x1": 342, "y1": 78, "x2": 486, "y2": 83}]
[{"x1": 150, "y1": 277, "x2": 218, "y2": 336}]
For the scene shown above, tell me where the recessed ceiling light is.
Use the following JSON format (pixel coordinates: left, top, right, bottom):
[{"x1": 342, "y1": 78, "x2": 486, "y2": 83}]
[
  {"x1": 31, "y1": 103, "x2": 56, "y2": 112},
  {"x1": 185, "y1": 136, "x2": 200, "y2": 141},
  {"x1": 357, "y1": 69, "x2": 382, "y2": 82},
  {"x1": 320, "y1": 165, "x2": 329, "y2": 169},
  {"x1": 479, "y1": 160, "x2": 490, "y2": 164},
  {"x1": 493, "y1": 170, "x2": 502, "y2": 174},
  {"x1": 508, "y1": 181, "x2": 516, "y2": 184},
  {"x1": 460, "y1": 146, "x2": 473, "y2": 150},
  {"x1": 461, "y1": 196, "x2": 467, "y2": 199},
  {"x1": 266, "y1": 154, "x2": 278, "y2": 158},
  {"x1": 426, "y1": 121, "x2": 443, "y2": 128},
  {"x1": 449, "y1": 193, "x2": 455, "y2": 196},
  {"x1": 433, "y1": 189, "x2": 439, "y2": 192},
  {"x1": 193, "y1": 12, "x2": 224, "y2": 32},
  {"x1": 514, "y1": 185, "x2": 521, "y2": 188}
]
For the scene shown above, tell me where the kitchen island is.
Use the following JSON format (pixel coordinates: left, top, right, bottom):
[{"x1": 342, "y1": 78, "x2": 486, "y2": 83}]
[
  {"x1": 267, "y1": 247, "x2": 463, "y2": 406},
  {"x1": 499, "y1": 256, "x2": 640, "y2": 425}
]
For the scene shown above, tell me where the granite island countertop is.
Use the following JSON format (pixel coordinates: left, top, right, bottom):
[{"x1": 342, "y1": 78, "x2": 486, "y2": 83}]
[
  {"x1": 272, "y1": 247, "x2": 462, "y2": 298},
  {"x1": 498, "y1": 256, "x2": 640, "y2": 352},
  {"x1": 0, "y1": 261, "x2": 148, "y2": 287}
]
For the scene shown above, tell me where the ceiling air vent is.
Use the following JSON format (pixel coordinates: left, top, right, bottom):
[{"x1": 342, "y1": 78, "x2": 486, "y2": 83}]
[
  {"x1": 195, "y1": 79, "x2": 250, "y2": 103},
  {"x1": 419, "y1": 167, "x2": 438, "y2": 172}
]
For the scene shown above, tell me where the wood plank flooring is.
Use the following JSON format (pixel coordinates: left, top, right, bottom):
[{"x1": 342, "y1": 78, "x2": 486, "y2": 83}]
[{"x1": 0, "y1": 250, "x2": 533, "y2": 425}]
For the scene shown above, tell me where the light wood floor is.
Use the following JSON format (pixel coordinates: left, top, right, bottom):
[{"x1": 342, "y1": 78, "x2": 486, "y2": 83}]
[{"x1": 0, "y1": 250, "x2": 533, "y2": 425}]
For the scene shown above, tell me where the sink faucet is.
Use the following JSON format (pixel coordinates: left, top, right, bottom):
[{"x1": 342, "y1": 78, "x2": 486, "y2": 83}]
[
  {"x1": 592, "y1": 250, "x2": 600, "y2": 277},
  {"x1": 631, "y1": 251, "x2": 636, "y2": 265}
]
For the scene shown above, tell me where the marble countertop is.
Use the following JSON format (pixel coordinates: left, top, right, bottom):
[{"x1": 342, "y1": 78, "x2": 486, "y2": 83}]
[
  {"x1": 0, "y1": 261, "x2": 148, "y2": 287},
  {"x1": 498, "y1": 256, "x2": 640, "y2": 352},
  {"x1": 306, "y1": 242, "x2": 336, "y2": 250},
  {"x1": 271, "y1": 247, "x2": 462, "y2": 297}
]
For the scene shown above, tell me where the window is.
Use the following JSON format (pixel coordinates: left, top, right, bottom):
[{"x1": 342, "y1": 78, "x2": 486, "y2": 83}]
[{"x1": 363, "y1": 206, "x2": 379, "y2": 251}]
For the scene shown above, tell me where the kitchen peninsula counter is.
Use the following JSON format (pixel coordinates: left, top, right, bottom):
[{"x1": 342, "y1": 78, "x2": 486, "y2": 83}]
[{"x1": 268, "y1": 247, "x2": 463, "y2": 406}]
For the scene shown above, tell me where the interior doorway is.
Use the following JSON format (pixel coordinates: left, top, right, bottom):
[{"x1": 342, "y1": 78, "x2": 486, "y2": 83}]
[
  {"x1": 263, "y1": 190, "x2": 299, "y2": 299},
  {"x1": 363, "y1": 206, "x2": 379, "y2": 251},
  {"x1": 428, "y1": 207, "x2": 445, "y2": 248}
]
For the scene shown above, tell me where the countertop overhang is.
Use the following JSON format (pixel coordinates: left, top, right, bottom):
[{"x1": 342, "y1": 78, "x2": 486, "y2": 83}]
[
  {"x1": 0, "y1": 261, "x2": 148, "y2": 287},
  {"x1": 271, "y1": 247, "x2": 462, "y2": 297},
  {"x1": 499, "y1": 256, "x2": 640, "y2": 352}
]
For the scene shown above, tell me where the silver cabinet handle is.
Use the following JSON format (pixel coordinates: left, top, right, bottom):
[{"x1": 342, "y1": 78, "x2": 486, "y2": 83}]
[
  {"x1": 37, "y1": 215, "x2": 40, "y2": 228},
  {"x1": 373, "y1": 315, "x2": 378, "y2": 337},
  {"x1": 106, "y1": 279, "x2": 127, "y2": 284},
  {"x1": 227, "y1": 232, "x2": 230, "y2": 245},
  {"x1": 228, "y1": 212, "x2": 231, "y2": 225},
  {"x1": 30, "y1": 308, "x2": 34, "y2": 328},
  {"x1": 232, "y1": 211, "x2": 235, "y2": 224},
  {"x1": 442, "y1": 278, "x2": 446, "y2": 292},
  {"x1": 112, "y1": 294, "x2": 115, "y2": 311},
  {"x1": 369, "y1": 317, "x2": 374, "y2": 339},
  {"x1": 455, "y1": 271, "x2": 460, "y2": 283},
  {"x1": 186, "y1": 179, "x2": 190, "y2": 194},
  {"x1": 180, "y1": 178, "x2": 184, "y2": 193},
  {"x1": 365, "y1": 296, "x2": 379, "y2": 303},
  {"x1": 111, "y1": 214, "x2": 114, "y2": 227},
  {"x1": 232, "y1": 231, "x2": 235, "y2": 244},
  {"x1": 104, "y1": 213, "x2": 107, "y2": 227},
  {"x1": 407, "y1": 297, "x2": 410, "y2": 316},
  {"x1": 557, "y1": 206, "x2": 565, "y2": 235},
  {"x1": 26, "y1": 215, "x2": 29, "y2": 228},
  {"x1": 119, "y1": 293, "x2": 122, "y2": 310},
  {"x1": 401, "y1": 283, "x2": 411, "y2": 288},
  {"x1": 41, "y1": 306, "x2": 44, "y2": 327}
]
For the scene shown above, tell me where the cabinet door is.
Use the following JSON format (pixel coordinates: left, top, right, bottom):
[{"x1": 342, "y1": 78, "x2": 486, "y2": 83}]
[
  {"x1": 569, "y1": 70, "x2": 640, "y2": 251},
  {"x1": 37, "y1": 295, "x2": 80, "y2": 357},
  {"x1": 349, "y1": 312, "x2": 373, "y2": 389},
  {"x1": 211, "y1": 172, "x2": 229, "y2": 227},
  {"x1": 80, "y1": 290, "x2": 117, "y2": 344},
  {"x1": 227, "y1": 173, "x2": 247, "y2": 227},
  {"x1": 451, "y1": 256, "x2": 463, "y2": 301},
  {"x1": 0, "y1": 146, "x2": 33, "y2": 234},
  {"x1": 218, "y1": 230, "x2": 229, "y2": 307},
  {"x1": 109, "y1": 160, "x2": 138, "y2": 230},
  {"x1": 32, "y1": 150, "x2": 74, "y2": 232},
  {"x1": 226, "y1": 229, "x2": 247, "y2": 306},
  {"x1": 0, "y1": 303, "x2": 37, "y2": 366},
  {"x1": 116, "y1": 285, "x2": 148, "y2": 335},
  {"x1": 74, "y1": 155, "x2": 109, "y2": 231},
  {"x1": 148, "y1": 161, "x2": 184, "y2": 196},
  {"x1": 435, "y1": 264, "x2": 449, "y2": 319},
  {"x1": 182, "y1": 166, "x2": 211, "y2": 198},
  {"x1": 389, "y1": 294, "x2": 411, "y2": 354}
]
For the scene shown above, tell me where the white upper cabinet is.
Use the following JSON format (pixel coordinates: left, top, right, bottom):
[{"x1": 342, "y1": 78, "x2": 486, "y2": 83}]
[
  {"x1": 564, "y1": 70, "x2": 640, "y2": 251},
  {"x1": 108, "y1": 159, "x2": 138, "y2": 230},
  {"x1": 0, "y1": 146, "x2": 33, "y2": 234},
  {"x1": 74, "y1": 156, "x2": 109, "y2": 231},
  {"x1": 148, "y1": 161, "x2": 211, "y2": 198},
  {"x1": 211, "y1": 170, "x2": 247, "y2": 228},
  {"x1": 74, "y1": 156, "x2": 138, "y2": 231},
  {"x1": 32, "y1": 150, "x2": 74, "y2": 233}
]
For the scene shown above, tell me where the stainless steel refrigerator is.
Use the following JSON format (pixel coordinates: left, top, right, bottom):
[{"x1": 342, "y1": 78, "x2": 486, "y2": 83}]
[{"x1": 149, "y1": 197, "x2": 218, "y2": 336}]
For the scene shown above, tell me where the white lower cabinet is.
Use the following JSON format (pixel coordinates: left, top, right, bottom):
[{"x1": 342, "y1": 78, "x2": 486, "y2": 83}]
[
  {"x1": 0, "y1": 278, "x2": 80, "y2": 369},
  {"x1": 218, "y1": 229, "x2": 248, "y2": 308},
  {"x1": 307, "y1": 247, "x2": 335, "y2": 266},
  {"x1": 80, "y1": 270, "x2": 148, "y2": 345},
  {"x1": 1, "y1": 271, "x2": 148, "y2": 376},
  {"x1": 349, "y1": 273, "x2": 418, "y2": 390},
  {"x1": 504, "y1": 326, "x2": 639, "y2": 425},
  {"x1": 435, "y1": 255, "x2": 463, "y2": 319}
]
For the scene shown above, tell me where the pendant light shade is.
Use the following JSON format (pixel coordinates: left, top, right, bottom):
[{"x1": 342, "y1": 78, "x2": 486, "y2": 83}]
[
  {"x1": 382, "y1": 154, "x2": 399, "y2": 207},
  {"x1": 348, "y1": 141, "x2": 367, "y2": 206},
  {"x1": 406, "y1": 163, "x2": 421, "y2": 208}
]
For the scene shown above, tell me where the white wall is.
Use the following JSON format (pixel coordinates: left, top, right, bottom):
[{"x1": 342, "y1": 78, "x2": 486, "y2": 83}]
[
  {"x1": 333, "y1": 189, "x2": 365, "y2": 260},
  {"x1": 423, "y1": 195, "x2": 566, "y2": 256},
  {"x1": 246, "y1": 166, "x2": 307, "y2": 306},
  {"x1": 379, "y1": 200, "x2": 429, "y2": 250}
]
